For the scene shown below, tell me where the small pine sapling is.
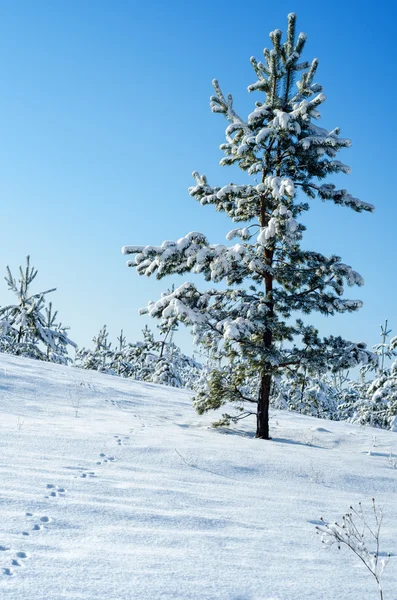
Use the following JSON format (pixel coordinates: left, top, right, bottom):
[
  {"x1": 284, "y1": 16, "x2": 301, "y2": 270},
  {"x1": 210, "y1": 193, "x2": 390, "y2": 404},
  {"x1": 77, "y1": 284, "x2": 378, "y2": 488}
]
[
  {"x1": 353, "y1": 328, "x2": 397, "y2": 430},
  {"x1": 77, "y1": 325, "x2": 114, "y2": 373},
  {"x1": 112, "y1": 329, "x2": 127, "y2": 375},
  {"x1": 0, "y1": 256, "x2": 75, "y2": 361},
  {"x1": 374, "y1": 320, "x2": 393, "y2": 374},
  {"x1": 43, "y1": 302, "x2": 76, "y2": 364}
]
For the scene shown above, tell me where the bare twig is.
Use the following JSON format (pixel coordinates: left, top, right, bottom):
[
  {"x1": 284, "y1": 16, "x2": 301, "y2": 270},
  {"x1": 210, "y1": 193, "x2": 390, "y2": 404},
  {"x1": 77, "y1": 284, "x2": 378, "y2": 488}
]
[{"x1": 316, "y1": 499, "x2": 391, "y2": 600}]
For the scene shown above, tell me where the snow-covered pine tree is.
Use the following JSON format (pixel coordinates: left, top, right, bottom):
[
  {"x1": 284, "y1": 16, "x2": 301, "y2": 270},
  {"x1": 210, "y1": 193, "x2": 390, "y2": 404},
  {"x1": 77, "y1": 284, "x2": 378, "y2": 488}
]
[
  {"x1": 0, "y1": 309, "x2": 17, "y2": 354},
  {"x1": 126, "y1": 325, "x2": 162, "y2": 381},
  {"x1": 169, "y1": 346, "x2": 202, "y2": 390},
  {"x1": 274, "y1": 369, "x2": 339, "y2": 420},
  {"x1": 372, "y1": 320, "x2": 394, "y2": 374},
  {"x1": 76, "y1": 325, "x2": 113, "y2": 373},
  {"x1": 0, "y1": 256, "x2": 55, "y2": 358},
  {"x1": 43, "y1": 302, "x2": 77, "y2": 364},
  {"x1": 152, "y1": 355, "x2": 183, "y2": 387},
  {"x1": 122, "y1": 14, "x2": 374, "y2": 439},
  {"x1": 110, "y1": 329, "x2": 128, "y2": 376},
  {"x1": 352, "y1": 335, "x2": 397, "y2": 430},
  {"x1": 157, "y1": 285, "x2": 178, "y2": 360},
  {"x1": 0, "y1": 256, "x2": 76, "y2": 361}
]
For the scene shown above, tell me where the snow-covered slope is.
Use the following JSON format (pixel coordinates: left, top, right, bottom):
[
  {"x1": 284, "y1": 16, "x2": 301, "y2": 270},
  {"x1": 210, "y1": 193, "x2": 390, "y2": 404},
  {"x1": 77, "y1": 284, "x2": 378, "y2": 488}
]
[{"x1": 0, "y1": 353, "x2": 396, "y2": 600}]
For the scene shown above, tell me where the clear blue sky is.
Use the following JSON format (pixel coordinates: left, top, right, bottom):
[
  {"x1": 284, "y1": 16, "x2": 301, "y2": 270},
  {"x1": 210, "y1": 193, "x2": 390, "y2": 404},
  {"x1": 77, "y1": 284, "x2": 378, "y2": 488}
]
[{"x1": 0, "y1": 0, "x2": 396, "y2": 356}]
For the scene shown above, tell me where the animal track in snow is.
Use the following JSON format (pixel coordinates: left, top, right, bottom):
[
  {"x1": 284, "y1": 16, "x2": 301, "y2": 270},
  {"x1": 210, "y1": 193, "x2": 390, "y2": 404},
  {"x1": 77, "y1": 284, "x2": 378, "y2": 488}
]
[
  {"x1": 114, "y1": 434, "x2": 130, "y2": 444},
  {"x1": 1, "y1": 547, "x2": 29, "y2": 577},
  {"x1": 79, "y1": 471, "x2": 96, "y2": 478},
  {"x1": 29, "y1": 515, "x2": 50, "y2": 533},
  {"x1": 2, "y1": 510, "x2": 53, "y2": 577},
  {"x1": 96, "y1": 453, "x2": 117, "y2": 465},
  {"x1": 114, "y1": 434, "x2": 130, "y2": 446},
  {"x1": 24, "y1": 512, "x2": 51, "y2": 531},
  {"x1": 45, "y1": 483, "x2": 66, "y2": 498},
  {"x1": 40, "y1": 516, "x2": 50, "y2": 523}
]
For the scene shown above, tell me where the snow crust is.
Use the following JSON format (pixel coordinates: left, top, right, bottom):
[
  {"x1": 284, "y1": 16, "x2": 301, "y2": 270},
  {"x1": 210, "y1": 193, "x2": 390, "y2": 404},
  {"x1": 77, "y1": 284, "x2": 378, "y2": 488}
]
[{"x1": 0, "y1": 353, "x2": 396, "y2": 599}]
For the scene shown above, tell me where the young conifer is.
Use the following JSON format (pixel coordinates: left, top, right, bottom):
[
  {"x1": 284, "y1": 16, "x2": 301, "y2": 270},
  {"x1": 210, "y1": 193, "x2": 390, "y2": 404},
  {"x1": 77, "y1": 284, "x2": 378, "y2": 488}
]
[
  {"x1": 0, "y1": 256, "x2": 76, "y2": 361},
  {"x1": 123, "y1": 14, "x2": 374, "y2": 439}
]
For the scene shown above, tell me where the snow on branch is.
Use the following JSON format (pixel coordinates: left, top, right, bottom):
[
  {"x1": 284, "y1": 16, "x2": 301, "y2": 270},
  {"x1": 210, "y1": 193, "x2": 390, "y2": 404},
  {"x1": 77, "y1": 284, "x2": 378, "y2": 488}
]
[{"x1": 123, "y1": 232, "x2": 276, "y2": 284}]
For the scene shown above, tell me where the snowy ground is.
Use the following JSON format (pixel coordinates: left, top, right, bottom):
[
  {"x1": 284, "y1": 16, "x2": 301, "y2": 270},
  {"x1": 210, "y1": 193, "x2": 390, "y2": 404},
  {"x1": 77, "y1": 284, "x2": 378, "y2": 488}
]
[{"x1": 0, "y1": 353, "x2": 396, "y2": 600}]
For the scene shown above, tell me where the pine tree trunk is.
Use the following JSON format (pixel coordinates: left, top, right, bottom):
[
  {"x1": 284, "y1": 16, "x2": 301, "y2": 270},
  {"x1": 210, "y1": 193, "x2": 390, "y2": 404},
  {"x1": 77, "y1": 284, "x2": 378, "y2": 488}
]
[
  {"x1": 256, "y1": 139, "x2": 283, "y2": 439},
  {"x1": 256, "y1": 241, "x2": 274, "y2": 439},
  {"x1": 256, "y1": 372, "x2": 271, "y2": 439}
]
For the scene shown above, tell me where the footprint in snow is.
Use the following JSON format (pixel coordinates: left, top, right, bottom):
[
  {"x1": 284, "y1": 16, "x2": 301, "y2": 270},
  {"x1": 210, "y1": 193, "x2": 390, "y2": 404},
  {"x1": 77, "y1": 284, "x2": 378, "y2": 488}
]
[
  {"x1": 9, "y1": 552, "x2": 28, "y2": 571},
  {"x1": 115, "y1": 434, "x2": 130, "y2": 443},
  {"x1": 40, "y1": 516, "x2": 50, "y2": 523},
  {"x1": 45, "y1": 484, "x2": 66, "y2": 498},
  {"x1": 80, "y1": 471, "x2": 97, "y2": 478},
  {"x1": 23, "y1": 512, "x2": 50, "y2": 534},
  {"x1": 0, "y1": 545, "x2": 10, "y2": 552},
  {"x1": 30, "y1": 516, "x2": 50, "y2": 532},
  {"x1": 97, "y1": 454, "x2": 117, "y2": 465},
  {"x1": 1, "y1": 549, "x2": 29, "y2": 576}
]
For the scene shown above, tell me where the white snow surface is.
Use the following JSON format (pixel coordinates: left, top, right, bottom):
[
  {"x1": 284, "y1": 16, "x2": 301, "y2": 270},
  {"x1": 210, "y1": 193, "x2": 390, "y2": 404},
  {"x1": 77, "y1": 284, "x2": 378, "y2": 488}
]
[{"x1": 0, "y1": 353, "x2": 396, "y2": 600}]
